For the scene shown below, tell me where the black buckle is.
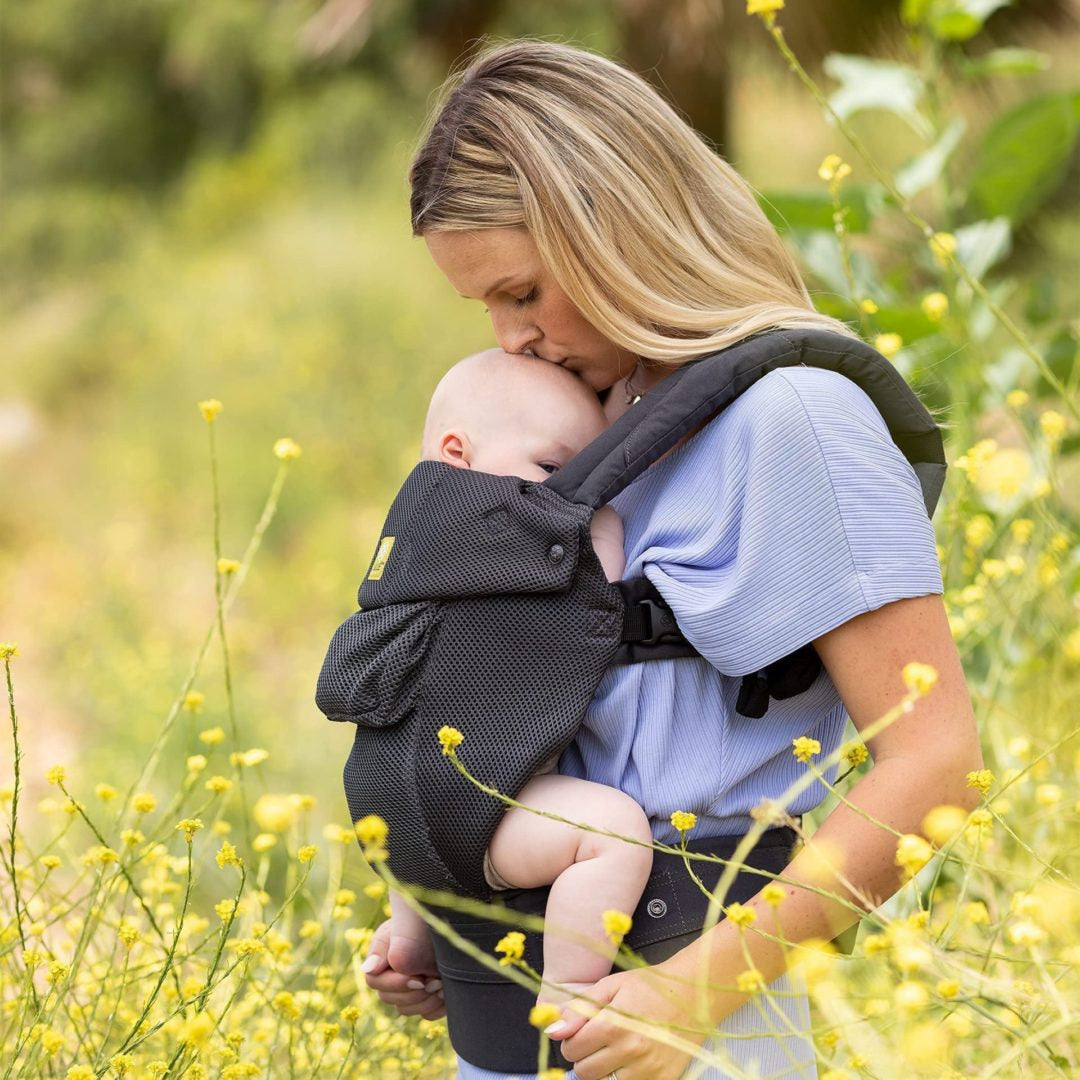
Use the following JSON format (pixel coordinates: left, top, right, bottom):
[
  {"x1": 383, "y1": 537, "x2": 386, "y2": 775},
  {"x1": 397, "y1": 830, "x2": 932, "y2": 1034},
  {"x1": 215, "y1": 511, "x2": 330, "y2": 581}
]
[{"x1": 638, "y1": 598, "x2": 679, "y2": 645}]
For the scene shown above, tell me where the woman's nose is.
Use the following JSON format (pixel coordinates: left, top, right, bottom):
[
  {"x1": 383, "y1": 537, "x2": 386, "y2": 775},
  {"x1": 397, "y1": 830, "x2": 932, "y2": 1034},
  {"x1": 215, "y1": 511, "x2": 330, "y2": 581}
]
[{"x1": 490, "y1": 309, "x2": 540, "y2": 356}]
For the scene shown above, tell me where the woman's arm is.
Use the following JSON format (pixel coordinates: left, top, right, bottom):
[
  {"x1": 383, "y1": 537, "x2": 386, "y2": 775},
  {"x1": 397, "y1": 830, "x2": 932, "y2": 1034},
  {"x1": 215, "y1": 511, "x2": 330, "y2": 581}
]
[{"x1": 556, "y1": 592, "x2": 984, "y2": 1080}]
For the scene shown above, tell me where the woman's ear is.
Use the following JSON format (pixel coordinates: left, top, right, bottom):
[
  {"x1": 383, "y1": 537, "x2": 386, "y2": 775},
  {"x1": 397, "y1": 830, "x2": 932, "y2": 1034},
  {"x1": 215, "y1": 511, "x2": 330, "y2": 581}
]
[{"x1": 437, "y1": 431, "x2": 473, "y2": 470}]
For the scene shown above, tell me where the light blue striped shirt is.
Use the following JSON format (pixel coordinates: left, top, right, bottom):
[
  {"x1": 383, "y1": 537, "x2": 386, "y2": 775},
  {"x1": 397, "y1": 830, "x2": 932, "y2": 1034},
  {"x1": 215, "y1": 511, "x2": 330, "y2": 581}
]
[{"x1": 559, "y1": 365, "x2": 944, "y2": 843}]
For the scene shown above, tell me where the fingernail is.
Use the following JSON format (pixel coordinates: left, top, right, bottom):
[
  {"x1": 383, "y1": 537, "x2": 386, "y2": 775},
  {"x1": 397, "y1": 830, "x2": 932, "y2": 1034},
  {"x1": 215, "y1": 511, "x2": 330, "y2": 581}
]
[
  {"x1": 360, "y1": 955, "x2": 380, "y2": 974},
  {"x1": 406, "y1": 979, "x2": 425, "y2": 990},
  {"x1": 544, "y1": 1021, "x2": 568, "y2": 1037},
  {"x1": 424, "y1": 979, "x2": 442, "y2": 993}
]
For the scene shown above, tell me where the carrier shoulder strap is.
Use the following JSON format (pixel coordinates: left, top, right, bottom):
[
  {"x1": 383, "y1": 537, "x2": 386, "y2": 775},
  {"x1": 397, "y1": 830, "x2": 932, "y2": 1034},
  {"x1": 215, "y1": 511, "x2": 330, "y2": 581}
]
[
  {"x1": 545, "y1": 328, "x2": 947, "y2": 718},
  {"x1": 543, "y1": 327, "x2": 946, "y2": 514}
]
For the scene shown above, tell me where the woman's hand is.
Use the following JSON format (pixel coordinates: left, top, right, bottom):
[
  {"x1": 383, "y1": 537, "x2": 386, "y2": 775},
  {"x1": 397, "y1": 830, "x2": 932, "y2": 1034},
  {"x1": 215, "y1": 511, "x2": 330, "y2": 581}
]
[
  {"x1": 551, "y1": 964, "x2": 711, "y2": 1080},
  {"x1": 361, "y1": 918, "x2": 446, "y2": 1019}
]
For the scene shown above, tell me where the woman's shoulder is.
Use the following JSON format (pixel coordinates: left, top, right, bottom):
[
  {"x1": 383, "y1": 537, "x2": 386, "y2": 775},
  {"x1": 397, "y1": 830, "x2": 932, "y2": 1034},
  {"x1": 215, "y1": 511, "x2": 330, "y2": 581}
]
[{"x1": 684, "y1": 364, "x2": 893, "y2": 462}]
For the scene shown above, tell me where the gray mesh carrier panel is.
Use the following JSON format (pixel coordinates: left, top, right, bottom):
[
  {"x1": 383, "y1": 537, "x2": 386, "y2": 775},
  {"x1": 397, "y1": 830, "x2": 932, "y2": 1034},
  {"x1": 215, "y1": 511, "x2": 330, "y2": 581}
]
[{"x1": 316, "y1": 329, "x2": 947, "y2": 899}]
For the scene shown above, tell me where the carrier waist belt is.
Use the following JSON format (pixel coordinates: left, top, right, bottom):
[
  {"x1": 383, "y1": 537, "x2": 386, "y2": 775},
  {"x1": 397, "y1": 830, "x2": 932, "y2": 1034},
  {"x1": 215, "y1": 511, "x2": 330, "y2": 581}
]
[{"x1": 429, "y1": 826, "x2": 799, "y2": 1074}]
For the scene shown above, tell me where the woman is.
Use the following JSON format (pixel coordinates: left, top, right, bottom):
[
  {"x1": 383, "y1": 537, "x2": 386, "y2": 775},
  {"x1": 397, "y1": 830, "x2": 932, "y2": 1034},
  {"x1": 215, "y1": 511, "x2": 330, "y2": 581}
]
[{"x1": 361, "y1": 41, "x2": 983, "y2": 1080}]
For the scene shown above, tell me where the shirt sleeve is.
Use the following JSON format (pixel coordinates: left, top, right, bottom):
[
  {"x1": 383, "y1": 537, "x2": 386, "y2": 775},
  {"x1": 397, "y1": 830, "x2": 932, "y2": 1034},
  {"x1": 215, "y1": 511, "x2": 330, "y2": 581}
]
[{"x1": 643, "y1": 366, "x2": 944, "y2": 676}]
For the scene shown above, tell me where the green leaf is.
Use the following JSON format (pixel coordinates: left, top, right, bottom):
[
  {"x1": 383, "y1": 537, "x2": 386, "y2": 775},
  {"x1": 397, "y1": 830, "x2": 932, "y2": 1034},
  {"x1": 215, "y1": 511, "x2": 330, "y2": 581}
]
[
  {"x1": 929, "y1": 0, "x2": 1011, "y2": 42},
  {"x1": 824, "y1": 54, "x2": 930, "y2": 138},
  {"x1": 958, "y1": 47, "x2": 1050, "y2": 80},
  {"x1": 896, "y1": 118, "x2": 967, "y2": 198},
  {"x1": 954, "y1": 218, "x2": 1012, "y2": 279},
  {"x1": 758, "y1": 189, "x2": 870, "y2": 233},
  {"x1": 970, "y1": 92, "x2": 1080, "y2": 223}
]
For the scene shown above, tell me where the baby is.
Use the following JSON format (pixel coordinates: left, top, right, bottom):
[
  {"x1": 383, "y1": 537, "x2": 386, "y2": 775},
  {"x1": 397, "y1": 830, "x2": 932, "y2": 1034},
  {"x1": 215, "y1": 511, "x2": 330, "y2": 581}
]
[{"x1": 387, "y1": 348, "x2": 653, "y2": 1005}]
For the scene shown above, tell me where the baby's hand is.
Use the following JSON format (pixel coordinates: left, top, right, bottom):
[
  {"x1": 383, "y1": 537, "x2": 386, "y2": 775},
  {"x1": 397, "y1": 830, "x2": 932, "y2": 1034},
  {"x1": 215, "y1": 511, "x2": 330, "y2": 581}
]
[{"x1": 590, "y1": 505, "x2": 626, "y2": 581}]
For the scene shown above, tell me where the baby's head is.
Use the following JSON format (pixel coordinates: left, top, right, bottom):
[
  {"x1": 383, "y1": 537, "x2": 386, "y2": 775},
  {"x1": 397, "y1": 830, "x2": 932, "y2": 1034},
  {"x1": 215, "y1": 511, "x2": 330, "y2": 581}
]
[{"x1": 421, "y1": 349, "x2": 608, "y2": 482}]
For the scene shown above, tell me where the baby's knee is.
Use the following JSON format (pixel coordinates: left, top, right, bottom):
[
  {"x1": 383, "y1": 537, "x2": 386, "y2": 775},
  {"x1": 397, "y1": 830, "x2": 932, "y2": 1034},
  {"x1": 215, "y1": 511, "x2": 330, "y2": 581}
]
[{"x1": 583, "y1": 788, "x2": 654, "y2": 862}]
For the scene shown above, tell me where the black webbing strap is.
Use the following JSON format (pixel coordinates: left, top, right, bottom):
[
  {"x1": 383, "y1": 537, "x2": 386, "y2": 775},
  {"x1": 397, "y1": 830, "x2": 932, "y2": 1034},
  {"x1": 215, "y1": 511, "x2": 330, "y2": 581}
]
[
  {"x1": 543, "y1": 328, "x2": 946, "y2": 514},
  {"x1": 614, "y1": 577, "x2": 700, "y2": 663}
]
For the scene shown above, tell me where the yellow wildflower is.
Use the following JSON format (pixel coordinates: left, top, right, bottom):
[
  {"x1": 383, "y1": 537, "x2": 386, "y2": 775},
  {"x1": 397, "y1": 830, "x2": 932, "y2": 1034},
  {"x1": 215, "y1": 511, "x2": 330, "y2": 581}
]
[
  {"x1": 354, "y1": 814, "x2": 389, "y2": 847},
  {"x1": 253, "y1": 833, "x2": 277, "y2": 853},
  {"x1": 216, "y1": 841, "x2": 242, "y2": 868},
  {"x1": 902, "y1": 661, "x2": 938, "y2": 696},
  {"x1": 1039, "y1": 409, "x2": 1067, "y2": 443},
  {"x1": 1006, "y1": 389, "x2": 1029, "y2": 409},
  {"x1": 966, "y1": 769, "x2": 995, "y2": 796},
  {"x1": 341, "y1": 1005, "x2": 361, "y2": 1024},
  {"x1": 186, "y1": 754, "x2": 207, "y2": 773},
  {"x1": 1007, "y1": 919, "x2": 1047, "y2": 947},
  {"x1": 874, "y1": 333, "x2": 903, "y2": 359},
  {"x1": 364, "y1": 880, "x2": 387, "y2": 899},
  {"x1": 791, "y1": 736, "x2": 820, "y2": 763},
  {"x1": 736, "y1": 968, "x2": 766, "y2": 993},
  {"x1": 747, "y1": 0, "x2": 784, "y2": 15},
  {"x1": 495, "y1": 930, "x2": 526, "y2": 965},
  {"x1": 859, "y1": 298, "x2": 879, "y2": 314},
  {"x1": 438, "y1": 725, "x2": 465, "y2": 755},
  {"x1": 529, "y1": 1003, "x2": 563, "y2": 1029},
  {"x1": 233, "y1": 748, "x2": 269, "y2": 767},
  {"x1": 177, "y1": 818, "x2": 204, "y2": 843},
  {"x1": 894, "y1": 980, "x2": 930, "y2": 1013},
  {"x1": 46, "y1": 765, "x2": 66, "y2": 786},
  {"x1": 974, "y1": 448, "x2": 1030, "y2": 500},
  {"x1": 298, "y1": 844, "x2": 318, "y2": 864},
  {"x1": 1064, "y1": 627, "x2": 1080, "y2": 663},
  {"x1": 205, "y1": 775, "x2": 233, "y2": 793},
  {"x1": 254, "y1": 794, "x2": 297, "y2": 833},
  {"x1": 929, "y1": 231, "x2": 956, "y2": 267},
  {"x1": 936, "y1": 978, "x2": 960, "y2": 998},
  {"x1": 670, "y1": 810, "x2": 697, "y2": 833},
  {"x1": 198, "y1": 399, "x2": 222, "y2": 423},
  {"x1": 602, "y1": 909, "x2": 633, "y2": 945},
  {"x1": 132, "y1": 792, "x2": 157, "y2": 814},
  {"x1": 215, "y1": 899, "x2": 236, "y2": 921},
  {"x1": 0, "y1": 643, "x2": 18, "y2": 660},
  {"x1": 40, "y1": 855, "x2": 61, "y2": 870},
  {"x1": 921, "y1": 805, "x2": 967, "y2": 847},
  {"x1": 67, "y1": 1067, "x2": 94, "y2": 1079},
  {"x1": 761, "y1": 882, "x2": 786, "y2": 906},
  {"x1": 110, "y1": 1056, "x2": 135, "y2": 1077},
  {"x1": 217, "y1": 557, "x2": 241, "y2": 575},
  {"x1": 274, "y1": 437, "x2": 303, "y2": 460},
  {"x1": 199, "y1": 726, "x2": 225, "y2": 746},
  {"x1": 182, "y1": 690, "x2": 205, "y2": 712},
  {"x1": 895, "y1": 834, "x2": 933, "y2": 878},
  {"x1": 920, "y1": 292, "x2": 949, "y2": 321},
  {"x1": 724, "y1": 903, "x2": 757, "y2": 928},
  {"x1": 1035, "y1": 783, "x2": 1062, "y2": 806},
  {"x1": 842, "y1": 741, "x2": 868, "y2": 767}
]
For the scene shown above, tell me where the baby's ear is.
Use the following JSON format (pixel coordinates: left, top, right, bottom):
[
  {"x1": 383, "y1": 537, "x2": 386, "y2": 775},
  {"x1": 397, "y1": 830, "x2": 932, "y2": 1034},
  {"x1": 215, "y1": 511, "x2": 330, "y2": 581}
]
[{"x1": 437, "y1": 431, "x2": 472, "y2": 470}]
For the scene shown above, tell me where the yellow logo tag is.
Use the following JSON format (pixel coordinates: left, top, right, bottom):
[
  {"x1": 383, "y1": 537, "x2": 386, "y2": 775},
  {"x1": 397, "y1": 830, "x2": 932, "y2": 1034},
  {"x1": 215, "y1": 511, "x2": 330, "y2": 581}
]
[{"x1": 367, "y1": 536, "x2": 395, "y2": 581}]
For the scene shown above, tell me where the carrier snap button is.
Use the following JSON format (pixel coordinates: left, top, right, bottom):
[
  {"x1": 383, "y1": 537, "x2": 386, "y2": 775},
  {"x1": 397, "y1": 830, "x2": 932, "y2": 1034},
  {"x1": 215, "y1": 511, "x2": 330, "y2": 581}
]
[
  {"x1": 547, "y1": 544, "x2": 565, "y2": 563},
  {"x1": 646, "y1": 898, "x2": 667, "y2": 918}
]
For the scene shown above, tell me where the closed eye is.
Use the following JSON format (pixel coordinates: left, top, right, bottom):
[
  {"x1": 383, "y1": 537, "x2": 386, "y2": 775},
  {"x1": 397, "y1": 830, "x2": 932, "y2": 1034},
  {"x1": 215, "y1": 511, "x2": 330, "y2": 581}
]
[
  {"x1": 538, "y1": 462, "x2": 560, "y2": 474},
  {"x1": 514, "y1": 288, "x2": 538, "y2": 307}
]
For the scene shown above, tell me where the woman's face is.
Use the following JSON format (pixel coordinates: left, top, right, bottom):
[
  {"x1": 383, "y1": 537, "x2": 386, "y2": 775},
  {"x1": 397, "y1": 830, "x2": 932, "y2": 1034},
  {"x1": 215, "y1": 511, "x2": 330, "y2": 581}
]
[{"x1": 424, "y1": 228, "x2": 640, "y2": 393}]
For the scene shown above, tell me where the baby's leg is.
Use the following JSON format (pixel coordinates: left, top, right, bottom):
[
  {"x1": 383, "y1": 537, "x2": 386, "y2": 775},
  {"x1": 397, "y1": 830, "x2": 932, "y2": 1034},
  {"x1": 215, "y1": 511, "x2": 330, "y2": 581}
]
[{"x1": 485, "y1": 774, "x2": 653, "y2": 1002}]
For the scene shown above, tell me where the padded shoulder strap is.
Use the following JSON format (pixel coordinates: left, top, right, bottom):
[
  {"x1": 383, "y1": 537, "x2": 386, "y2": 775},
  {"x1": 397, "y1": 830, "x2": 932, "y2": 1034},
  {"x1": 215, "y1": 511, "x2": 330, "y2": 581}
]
[{"x1": 544, "y1": 329, "x2": 947, "y2": 515}]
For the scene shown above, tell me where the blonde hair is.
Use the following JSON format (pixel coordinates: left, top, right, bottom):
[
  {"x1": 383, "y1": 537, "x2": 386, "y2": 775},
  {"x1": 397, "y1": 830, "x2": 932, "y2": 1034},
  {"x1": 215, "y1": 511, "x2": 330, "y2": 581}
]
[{"x1": 409, "y1": 40, "x2": 855, "y2": 364}]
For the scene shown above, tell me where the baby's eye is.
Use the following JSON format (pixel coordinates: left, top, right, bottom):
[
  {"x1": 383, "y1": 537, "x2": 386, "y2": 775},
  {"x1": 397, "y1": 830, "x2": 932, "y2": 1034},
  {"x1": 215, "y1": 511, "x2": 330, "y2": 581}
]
[{"x1": 538, "y1": 462, "x2": 560, "y2": 475}]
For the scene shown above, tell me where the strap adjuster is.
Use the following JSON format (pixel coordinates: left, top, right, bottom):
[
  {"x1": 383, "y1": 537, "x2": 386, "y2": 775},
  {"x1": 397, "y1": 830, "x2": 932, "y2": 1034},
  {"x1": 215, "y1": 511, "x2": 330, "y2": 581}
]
[{"x1": 637, "y1": 598, "x2": 680, "y2": 645}]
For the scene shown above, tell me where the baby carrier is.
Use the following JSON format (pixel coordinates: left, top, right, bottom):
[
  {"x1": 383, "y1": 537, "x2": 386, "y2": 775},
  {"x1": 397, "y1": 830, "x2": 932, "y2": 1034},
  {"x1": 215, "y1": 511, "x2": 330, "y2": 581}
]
[{"x1": 315, "y1": 328, "x2": 947, "y2": 902}]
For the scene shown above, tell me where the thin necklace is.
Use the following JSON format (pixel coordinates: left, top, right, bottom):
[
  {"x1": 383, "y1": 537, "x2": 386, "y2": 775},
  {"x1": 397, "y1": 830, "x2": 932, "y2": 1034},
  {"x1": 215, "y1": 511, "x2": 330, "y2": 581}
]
[{"x1": 624, "y1": 362, "x2": 645, "y2": 405}]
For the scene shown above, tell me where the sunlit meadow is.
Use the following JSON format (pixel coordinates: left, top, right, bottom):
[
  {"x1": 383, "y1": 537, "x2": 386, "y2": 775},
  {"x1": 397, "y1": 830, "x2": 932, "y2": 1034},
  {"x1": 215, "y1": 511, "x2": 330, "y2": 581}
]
[{"x1": 2, "y1": 2, "x2": 1078, "y2": 1077}]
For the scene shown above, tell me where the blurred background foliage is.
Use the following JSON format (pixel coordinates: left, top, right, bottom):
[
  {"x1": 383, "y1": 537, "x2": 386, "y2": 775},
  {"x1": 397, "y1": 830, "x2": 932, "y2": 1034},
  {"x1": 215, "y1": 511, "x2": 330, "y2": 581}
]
[{"x1": 2, "y1": 0, "x2": 1079, "y2": 837}]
